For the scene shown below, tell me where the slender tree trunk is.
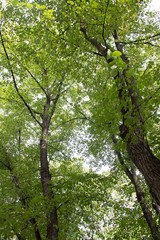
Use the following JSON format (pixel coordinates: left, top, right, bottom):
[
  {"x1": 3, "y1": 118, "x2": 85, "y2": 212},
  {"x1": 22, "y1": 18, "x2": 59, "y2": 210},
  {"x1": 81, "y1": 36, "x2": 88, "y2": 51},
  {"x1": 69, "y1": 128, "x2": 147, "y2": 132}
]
[
  {"x1": 40, "y1": 128, "x2": 51, "y2": 197},
  {"x1": 40, "y1": 98, "x2": 59, "y2": 240},
  {"x1": 30, "y1": 218, "x2": 42, "y2": 240},
  {"x1": 47, "y1": 206, "x2": 59, "y2": 240}
]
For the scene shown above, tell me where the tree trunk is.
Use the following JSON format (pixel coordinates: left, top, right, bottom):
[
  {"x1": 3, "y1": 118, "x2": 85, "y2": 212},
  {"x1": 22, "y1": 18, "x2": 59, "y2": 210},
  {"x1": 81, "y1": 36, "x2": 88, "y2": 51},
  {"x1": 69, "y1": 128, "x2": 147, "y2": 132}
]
[
  {"x1": 47, "y1": 206, "x2": 59, "y2": 240},
  {"x1": 127, "y1": 139, "x2": 160, "y2": 205},
  {"x1": 111, "y1": 30, "x2": 160, "y2": 207},
  {"x1": 80, "y1": 25, "x2": 160, "y2": 231},
  {"x1": 40, "y1": 134, "x2": 51, "y2": 197},
  {"x1": 112, "y1": 135, "x2": 160, "y2": 240},
  {"x1": 132, "y1": 170, "x2": 160, "y2": 240},
  {"x1": 40, "y1": 110, "x2": 59, "y2": 240}
]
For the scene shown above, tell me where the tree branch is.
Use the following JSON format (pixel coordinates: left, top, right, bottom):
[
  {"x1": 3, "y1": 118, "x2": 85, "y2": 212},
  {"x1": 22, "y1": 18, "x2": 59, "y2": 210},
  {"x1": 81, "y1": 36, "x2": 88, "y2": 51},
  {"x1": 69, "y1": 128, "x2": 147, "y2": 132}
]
[
  {"x1": 0, "y1": 148, "x2": 42, "y2": 240},
  {"x1": 48, "y1": 79, "x2": 64, "y2": 124},
  {"x1": 0, "y1": 30, "x2": 42, "y2": 127},
  {"x1": 24, "y1": 67, "x2": 47, "y2": 96},
  {"x1": 118, "y1": 32, "x2": 160, "y2": 45},
  {"x1": 80, "y1": 24, "x2": 108, "y2": 57}
]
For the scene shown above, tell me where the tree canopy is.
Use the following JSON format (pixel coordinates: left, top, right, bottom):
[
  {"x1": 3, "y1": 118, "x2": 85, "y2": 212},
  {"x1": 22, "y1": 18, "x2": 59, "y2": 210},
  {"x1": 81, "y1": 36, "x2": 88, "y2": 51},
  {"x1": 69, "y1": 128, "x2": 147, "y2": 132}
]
[{"x1": 0, "y1": 0, "x2": 160, "y2": 239}]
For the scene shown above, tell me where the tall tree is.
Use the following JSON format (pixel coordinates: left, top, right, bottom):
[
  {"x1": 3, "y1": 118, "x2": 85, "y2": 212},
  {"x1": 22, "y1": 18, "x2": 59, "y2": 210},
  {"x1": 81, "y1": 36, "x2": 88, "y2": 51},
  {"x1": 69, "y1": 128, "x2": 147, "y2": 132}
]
[
  {"x1": 62, "y1": 0, "x2": 160, "y2": 208},
  {"x1": 1, "y1": 0, "x2": 160, "y2": 239}
]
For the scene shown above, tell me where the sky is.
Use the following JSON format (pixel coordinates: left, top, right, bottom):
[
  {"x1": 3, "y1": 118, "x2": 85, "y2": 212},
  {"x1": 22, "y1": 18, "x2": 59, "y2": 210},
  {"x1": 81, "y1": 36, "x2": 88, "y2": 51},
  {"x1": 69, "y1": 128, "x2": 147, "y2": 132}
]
[{"x1": 150, "y1": 0, "x2": 160, "y2": 10}]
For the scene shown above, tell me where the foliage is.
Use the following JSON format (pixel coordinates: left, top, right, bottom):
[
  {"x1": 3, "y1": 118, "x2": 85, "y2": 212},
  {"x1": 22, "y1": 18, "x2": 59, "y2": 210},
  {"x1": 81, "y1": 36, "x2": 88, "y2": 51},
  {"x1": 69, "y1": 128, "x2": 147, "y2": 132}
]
[{"x1": 0, "y1": 0, "x2": 160, "y2": 239}]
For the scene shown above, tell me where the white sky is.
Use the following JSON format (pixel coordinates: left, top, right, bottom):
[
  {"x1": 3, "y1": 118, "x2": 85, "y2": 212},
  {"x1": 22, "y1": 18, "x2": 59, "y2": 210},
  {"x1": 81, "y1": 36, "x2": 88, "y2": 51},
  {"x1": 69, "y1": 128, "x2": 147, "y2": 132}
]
[{"x1": 150, "y1": 0, "x2": 160, "y2": 10}]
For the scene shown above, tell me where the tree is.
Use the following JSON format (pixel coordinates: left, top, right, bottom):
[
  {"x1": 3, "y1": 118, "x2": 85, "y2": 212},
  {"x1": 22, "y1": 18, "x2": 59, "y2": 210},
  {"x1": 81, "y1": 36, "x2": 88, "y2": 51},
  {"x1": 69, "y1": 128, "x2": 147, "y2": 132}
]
[
  {"x1": 1, "y1": 0, "x2": 160, "y2": 239},
  {"x1": 66, "y1": 0, "x2": 160, "y2": 202},
  {"x1": 57, "y1": 0, "x2": 160, "y2": 238},
  {"x1": 0, "y1": 2, "x2": 80, "y2": 239}
]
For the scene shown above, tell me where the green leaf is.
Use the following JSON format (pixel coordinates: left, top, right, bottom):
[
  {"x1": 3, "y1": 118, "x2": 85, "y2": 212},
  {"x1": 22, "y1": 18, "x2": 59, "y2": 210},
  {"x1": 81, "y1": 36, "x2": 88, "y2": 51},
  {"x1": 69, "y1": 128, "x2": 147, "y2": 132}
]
[
  {"x1": 67, "y1": 0, "x2": 74, "y2": 5},
  {"x1": 26, "y1": 3, "x2": 33, "y2": 9},
  {"x1": 111, "y1": 68, "x2": 119, "y2": 77},
  {"x1": 12, "y1": 0, "x2": 19, "y2": 6},
  {"x1": 126, "y1": 68, "x2": 134, "y2": 78},
  {"x1": 112, "y1": 50, "x2": 122, "y2": 57}
]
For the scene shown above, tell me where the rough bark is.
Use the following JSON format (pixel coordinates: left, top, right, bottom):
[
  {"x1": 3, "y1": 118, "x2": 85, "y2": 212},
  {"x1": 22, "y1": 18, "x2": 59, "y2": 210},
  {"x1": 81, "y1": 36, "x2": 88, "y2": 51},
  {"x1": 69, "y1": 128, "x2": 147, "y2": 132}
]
[
  {"x1": 40, "y1": 126, "x2": 59, "y2": 240},
  {"x1": 111, "y1": 31, "x2": 160, "y2": 208},
  {"x1": 80, "y1": 27, "x2": 160, "y2": 207},
  {"x1": 127, "y1": 140, "x2": 160, "y2": 206},
  {"x1": 112, "y1": 135, "x2": 160, "y2": 240},
  {"x1": 47, "y1": 206, "x2": 59, "y2": 240},
  {"x1": 40, "y1": 93, "x2": 60, "y2": 240},
  {"x1": 80, "y1": 26, "x2": 160, "y2": 239}
]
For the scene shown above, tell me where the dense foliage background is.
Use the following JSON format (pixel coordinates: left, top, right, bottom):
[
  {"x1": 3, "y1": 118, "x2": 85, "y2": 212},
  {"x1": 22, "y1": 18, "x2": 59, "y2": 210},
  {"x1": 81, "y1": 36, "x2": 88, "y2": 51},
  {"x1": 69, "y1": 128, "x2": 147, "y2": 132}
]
[{"x1": 0, "y1": 0, "x2": 160, "y2": 239}]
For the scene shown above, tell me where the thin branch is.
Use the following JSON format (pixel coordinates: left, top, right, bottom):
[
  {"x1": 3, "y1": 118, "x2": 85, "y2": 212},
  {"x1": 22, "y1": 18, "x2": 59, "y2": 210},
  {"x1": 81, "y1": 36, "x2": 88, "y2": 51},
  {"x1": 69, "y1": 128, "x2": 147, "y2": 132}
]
[
  {"x1": 58, "y1": 117, "x2": 87, "y2": 126},
  {"x1": 48, "y1": 145, "x2": 69, "y2": 159},
  {"x1": 24, "y1": 67, "x2": 47, "y2": 96},
  {"x1": 0, "y1": 30, "x2": 42, "y2": 127},
  {"x1": 48, "y1": 79, "x2": 64, "y2": 124},
  {"x1": 65, "y1": 99, "x2": 94, "y2": 124},
  {"x1": 9, "y1": 53, "x2": 47, "y2": 96},
  {"x1": 143, "y1": 41, "x2": 160, "y2": 48},
  {"x1": 57, "y1": 199, "x2": 69, "y2": 210},
  {"x1": 118, "y1": 32, "x2": 160, "y2": 45}
]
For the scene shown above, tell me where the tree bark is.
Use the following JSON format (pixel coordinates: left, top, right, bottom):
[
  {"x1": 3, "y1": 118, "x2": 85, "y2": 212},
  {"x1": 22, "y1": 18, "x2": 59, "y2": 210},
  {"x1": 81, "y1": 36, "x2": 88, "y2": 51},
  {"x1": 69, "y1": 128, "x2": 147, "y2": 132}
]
[
  {"x1": 127, "y1": 140, "x2": 160, "y2": 205},
  {"x1": 47, "y1": 206, "x2": 59, "y2": 240},
  {"x1": 80, "y1": 25, "x2": 160, "y2": 232},
  {"x1": 112, "y1": 31, "x2": 160, "y2": 206},
  {"x1": 40, "y1": 127, "x2": 59, "y2": 240},
  {"x1": 40, "y1": 95, "x2": 59, "y2": 240},
  {"x1": 112, "y1": 135, "x2": 160, "y2": 240}
]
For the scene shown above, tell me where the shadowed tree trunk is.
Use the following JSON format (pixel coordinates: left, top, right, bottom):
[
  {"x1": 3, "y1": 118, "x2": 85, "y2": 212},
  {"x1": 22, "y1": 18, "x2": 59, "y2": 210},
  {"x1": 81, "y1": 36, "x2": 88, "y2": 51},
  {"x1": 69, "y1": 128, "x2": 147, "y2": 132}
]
[
  {"x1": 80, "y1": 23, "x2": 160, "y2": 238},
  {"x1": 39, "y1": 90, "x2": 61, "y2": 240},
  {"x1": 112, "y1": 30, "x2": 160, "y2": 207},
  {"x1": 112, "y1": 135, "x2": 160, "y2": 240}
]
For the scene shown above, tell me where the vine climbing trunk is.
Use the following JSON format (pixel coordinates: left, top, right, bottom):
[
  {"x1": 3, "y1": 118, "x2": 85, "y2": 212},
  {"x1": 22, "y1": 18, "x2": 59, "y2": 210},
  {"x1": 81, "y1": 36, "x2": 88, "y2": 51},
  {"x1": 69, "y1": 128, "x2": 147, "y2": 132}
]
[
  {"x1": 80, "y1": 26, "x2": 160, "y2": 210},
  {"x1": 112, "y1": 30, "x2": 160, "y2": 207}
]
